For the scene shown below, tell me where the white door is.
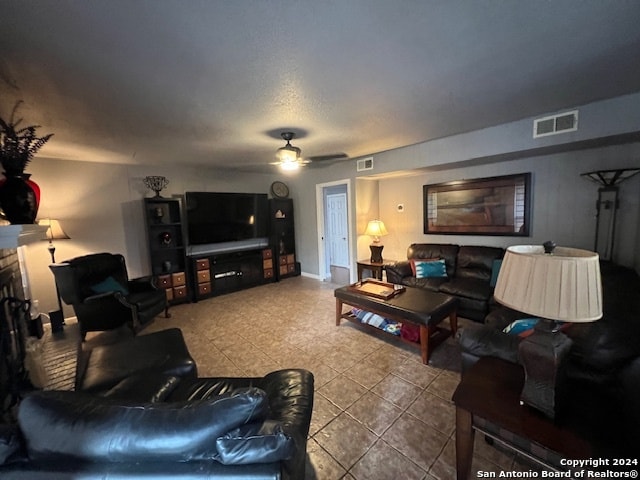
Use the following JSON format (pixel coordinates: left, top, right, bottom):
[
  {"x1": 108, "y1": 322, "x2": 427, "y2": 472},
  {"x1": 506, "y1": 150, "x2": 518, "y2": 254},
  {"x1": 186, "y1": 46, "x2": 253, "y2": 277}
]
[{"x1": 326, "y1": 193, "x2": 349, "y2": 267}]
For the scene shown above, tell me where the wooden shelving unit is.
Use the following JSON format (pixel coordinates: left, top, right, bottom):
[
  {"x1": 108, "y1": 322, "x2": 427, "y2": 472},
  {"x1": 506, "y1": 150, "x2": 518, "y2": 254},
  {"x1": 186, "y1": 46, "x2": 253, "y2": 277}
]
[{"x1": 143, "y1": 196, "x2": 189, "y2": 305}]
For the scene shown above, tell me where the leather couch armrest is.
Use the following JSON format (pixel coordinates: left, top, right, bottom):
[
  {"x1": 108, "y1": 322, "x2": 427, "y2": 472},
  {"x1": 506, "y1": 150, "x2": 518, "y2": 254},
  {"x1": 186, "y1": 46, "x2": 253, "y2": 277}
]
[
  {"x1": 257, "y1": 369, "x2": 314, "y2": 431},
  {"x1": 385, "y1": 261, "x2": 412, "y2": 283},
  {"x1": 257, "y1": 369, "x2": 314, "y2": 480},
  {"x1": 128, "y1": 275, "x2": 158, "y2": 292},
  {"x1": 457, "y1": 325, "x2": 521, "y2": 370}
]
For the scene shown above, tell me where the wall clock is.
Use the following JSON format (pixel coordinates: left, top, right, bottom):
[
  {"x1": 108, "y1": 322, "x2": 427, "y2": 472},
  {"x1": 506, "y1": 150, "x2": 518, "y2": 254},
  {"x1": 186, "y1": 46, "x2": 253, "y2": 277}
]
[{"x1": 270, "y1": 181, "x2": 289, "y2": 198}]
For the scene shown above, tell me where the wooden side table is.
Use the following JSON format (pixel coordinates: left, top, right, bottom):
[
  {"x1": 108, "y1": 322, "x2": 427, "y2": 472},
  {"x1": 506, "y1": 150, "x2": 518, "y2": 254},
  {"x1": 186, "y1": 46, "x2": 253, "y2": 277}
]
[
  {"x1": 452, "y1": 357, "x2": 591, "y2": 479},
  {"x1": 357, "y1": 259, "x2": 394, "y2": 281}
]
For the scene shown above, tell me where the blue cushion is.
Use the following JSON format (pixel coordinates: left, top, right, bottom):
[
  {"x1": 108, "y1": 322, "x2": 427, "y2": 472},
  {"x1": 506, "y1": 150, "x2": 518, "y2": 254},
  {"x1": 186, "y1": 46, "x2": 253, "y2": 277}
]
[
  {"x1": 414, "y1": 259, "x2": 447, "y2": 278},
  {"x1": 503, "y1": 318, "x2": 539, "y2": 336},
  {"x1": 490, "y1": 259, "x2": 503, "y2": 287},
  {"x1": 91, "y1": 276, "x2": 129, "y2": 295}
]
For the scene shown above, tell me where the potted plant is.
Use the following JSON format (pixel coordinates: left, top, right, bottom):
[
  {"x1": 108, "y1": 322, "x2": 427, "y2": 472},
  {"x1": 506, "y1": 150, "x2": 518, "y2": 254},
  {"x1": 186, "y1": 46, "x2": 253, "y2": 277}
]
[{"x1": 0, "y1": 101, "x2": 53, "y2": 224}]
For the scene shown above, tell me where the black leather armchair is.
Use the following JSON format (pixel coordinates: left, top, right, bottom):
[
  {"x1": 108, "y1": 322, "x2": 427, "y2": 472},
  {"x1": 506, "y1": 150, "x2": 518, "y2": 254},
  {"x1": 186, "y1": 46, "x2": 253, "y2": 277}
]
[{"x1": 50, "y1": 253, "x2": 168, "y2": 339}]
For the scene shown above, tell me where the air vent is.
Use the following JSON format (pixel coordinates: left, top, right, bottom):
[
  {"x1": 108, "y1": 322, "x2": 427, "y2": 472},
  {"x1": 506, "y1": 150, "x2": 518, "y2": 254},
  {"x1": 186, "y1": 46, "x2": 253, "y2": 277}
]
[
  {"x1": 357, "y1": 157, "x2": 373, "y2": 172},
  {"x1": 533, "y1": 110, "x2": 578, "y2": 138}
]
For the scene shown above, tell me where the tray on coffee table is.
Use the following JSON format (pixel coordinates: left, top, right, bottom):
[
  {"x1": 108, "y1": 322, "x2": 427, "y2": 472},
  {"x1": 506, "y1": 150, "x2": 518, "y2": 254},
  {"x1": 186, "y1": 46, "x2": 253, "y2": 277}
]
[{"x1": 347, "y1": 278, "x2": 405, "y2": 300}]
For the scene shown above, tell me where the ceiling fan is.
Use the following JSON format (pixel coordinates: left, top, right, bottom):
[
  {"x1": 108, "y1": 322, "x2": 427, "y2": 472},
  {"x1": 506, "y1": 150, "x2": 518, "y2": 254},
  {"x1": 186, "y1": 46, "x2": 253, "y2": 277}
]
[{"x1": 270, "y1": 131, "x2": 349, "y2": 170}]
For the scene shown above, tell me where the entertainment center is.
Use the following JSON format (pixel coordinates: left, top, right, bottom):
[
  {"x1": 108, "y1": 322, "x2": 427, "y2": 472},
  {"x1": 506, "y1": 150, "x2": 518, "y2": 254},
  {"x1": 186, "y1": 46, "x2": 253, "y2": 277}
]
[{"x1": 143, "y1": 191, "x2": 299, "y2": 303}]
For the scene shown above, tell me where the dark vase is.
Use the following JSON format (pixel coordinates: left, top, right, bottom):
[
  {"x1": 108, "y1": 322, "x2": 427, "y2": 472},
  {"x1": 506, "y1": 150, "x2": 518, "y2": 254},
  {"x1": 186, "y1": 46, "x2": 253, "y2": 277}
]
[{"x1": 0, "y1": 173, "x2": 40, "y2": 224}]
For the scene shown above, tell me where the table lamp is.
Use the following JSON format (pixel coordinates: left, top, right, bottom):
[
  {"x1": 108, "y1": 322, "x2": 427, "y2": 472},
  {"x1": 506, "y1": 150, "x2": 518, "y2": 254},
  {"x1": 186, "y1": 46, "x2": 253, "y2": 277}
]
[
  {"x1": 493, "y1": 242, "x2": 602, "y2": 418},
  {"x1": 38, "y1": 219, "x2": 70, "y2": 331},
  {"x1": 364, "y1": 220, "x2": 388, "y2": 263}
]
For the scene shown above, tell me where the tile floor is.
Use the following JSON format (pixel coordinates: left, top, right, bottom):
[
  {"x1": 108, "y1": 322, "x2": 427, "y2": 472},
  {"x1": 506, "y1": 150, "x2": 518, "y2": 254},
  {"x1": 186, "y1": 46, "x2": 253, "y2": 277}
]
[{"x1": 41, "y1": 275, "x2": 539, "y2": 479}]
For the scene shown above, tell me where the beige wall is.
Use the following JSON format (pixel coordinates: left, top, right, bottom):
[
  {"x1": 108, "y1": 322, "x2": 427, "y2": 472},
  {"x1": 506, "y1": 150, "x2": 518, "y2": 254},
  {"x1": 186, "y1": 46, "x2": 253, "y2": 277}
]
[
  {"x1": 375, "y1": 144, "x2": 640, "y2": 265},
  {"x1": 21, "y1": 159, "x2": 275, "y2": 317},
  {"x1": 355, "y1": 178, "x2": 380, "y2": 261}
]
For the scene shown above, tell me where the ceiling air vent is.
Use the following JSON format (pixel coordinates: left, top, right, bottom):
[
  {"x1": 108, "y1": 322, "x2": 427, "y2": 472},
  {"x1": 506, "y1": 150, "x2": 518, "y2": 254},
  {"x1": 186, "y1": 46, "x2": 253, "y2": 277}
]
[
  {"x1": 357, "y1": 157, "x2": 374, "y2": 172},
  {"x1": 533, "y1": 110, "x2": 578, "y2": 138}
]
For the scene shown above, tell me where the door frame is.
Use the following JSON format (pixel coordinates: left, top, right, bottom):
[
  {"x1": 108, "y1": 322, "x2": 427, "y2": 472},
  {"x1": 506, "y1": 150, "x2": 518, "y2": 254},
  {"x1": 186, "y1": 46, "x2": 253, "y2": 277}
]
[{"x1": 316, "y1": 179, "x2": 354, "y2": 282}]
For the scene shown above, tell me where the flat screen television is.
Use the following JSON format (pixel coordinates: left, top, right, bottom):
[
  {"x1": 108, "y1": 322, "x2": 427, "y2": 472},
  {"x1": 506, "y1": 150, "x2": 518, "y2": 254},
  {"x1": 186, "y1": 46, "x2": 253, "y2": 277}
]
[{"x1": 185, "y1": 192, "x2": 268, "y2": 254}]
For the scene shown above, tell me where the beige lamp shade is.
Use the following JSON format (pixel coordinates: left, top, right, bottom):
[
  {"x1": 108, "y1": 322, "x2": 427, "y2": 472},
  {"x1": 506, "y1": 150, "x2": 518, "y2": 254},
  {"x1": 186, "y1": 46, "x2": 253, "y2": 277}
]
[
  {"x1": 364, "y1": 220, "x2": 389, "y2": 243},
  {"x1": 38, "y1": 219, "x2": 70, "y2": 241},
  {"x1": 494, "y1": 245, "x2": 602, "y2": 322}
]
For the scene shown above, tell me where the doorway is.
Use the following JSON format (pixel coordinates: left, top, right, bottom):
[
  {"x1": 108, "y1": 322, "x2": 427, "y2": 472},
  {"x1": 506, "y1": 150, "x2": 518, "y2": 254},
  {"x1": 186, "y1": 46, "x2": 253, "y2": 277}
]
[{"x1": 316, "y1": 180, "x2": 353, "y2": 284}]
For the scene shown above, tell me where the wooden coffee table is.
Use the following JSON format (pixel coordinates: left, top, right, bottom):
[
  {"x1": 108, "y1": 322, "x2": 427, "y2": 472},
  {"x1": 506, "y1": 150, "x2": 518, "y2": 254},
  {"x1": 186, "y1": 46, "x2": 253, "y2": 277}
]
[{"x1": 334, "y1": 281, "x2": 458, "y2": 364}]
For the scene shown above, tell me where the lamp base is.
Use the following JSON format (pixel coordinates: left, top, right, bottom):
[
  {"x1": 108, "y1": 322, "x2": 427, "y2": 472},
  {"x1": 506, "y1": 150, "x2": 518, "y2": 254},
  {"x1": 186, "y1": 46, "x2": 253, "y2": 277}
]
[
  {"x1": 369, "y1": 244, "x2": 384, "y2": 263},
  {"x1": 518, "y1": 320, "x2": 572, "y2": 418},
  {"x1": 49, "y1": 310, "x2": 64, "y2": 333}
]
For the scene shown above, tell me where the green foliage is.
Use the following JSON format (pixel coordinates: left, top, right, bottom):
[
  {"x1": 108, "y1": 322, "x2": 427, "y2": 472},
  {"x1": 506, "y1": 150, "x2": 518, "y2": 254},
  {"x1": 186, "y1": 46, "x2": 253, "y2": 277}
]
[{"x1": 0, "y1": 101, "x2": 53, "y2": 175}]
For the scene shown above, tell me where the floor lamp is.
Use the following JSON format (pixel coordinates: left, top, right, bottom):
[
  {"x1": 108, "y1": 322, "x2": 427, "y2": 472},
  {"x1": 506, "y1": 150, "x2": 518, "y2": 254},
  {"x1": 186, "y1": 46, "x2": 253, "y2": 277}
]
[
  {"x1": 581, "y1": 168, "x2": 640, "y2": 261},
  {"x1": 38, "y1": 219, "x2": 70, "y2": 332}
]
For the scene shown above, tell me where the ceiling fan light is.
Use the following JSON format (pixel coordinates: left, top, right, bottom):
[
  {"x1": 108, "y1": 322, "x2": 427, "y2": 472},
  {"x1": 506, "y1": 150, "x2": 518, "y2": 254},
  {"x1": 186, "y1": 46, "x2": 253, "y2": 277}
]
[
  {"x1": 277, "y1": 145, "x2": 300, "y2": 163},
  {"x1": 280, "y1": 160, "x2": 300, "y2": 171}
]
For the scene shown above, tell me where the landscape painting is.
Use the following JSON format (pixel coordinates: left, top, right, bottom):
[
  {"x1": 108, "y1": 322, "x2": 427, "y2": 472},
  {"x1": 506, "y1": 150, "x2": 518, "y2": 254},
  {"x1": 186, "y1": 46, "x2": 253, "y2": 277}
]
[{"x1": 423, "y1": 173, "x2": 531, "y2": 236}]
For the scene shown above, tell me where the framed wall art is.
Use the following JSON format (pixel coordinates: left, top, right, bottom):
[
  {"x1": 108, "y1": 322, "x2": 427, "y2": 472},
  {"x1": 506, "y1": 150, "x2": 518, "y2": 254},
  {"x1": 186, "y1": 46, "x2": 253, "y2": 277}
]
[{"x1": 423, "y1": 173, "x2": 531, "y2": 236}]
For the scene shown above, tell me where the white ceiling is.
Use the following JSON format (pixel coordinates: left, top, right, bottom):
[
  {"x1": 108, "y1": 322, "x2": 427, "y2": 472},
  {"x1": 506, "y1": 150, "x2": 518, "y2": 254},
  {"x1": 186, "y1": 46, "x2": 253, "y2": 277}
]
[{"x1": 2, "y1": 0, "x2": 640, "y2": 172}]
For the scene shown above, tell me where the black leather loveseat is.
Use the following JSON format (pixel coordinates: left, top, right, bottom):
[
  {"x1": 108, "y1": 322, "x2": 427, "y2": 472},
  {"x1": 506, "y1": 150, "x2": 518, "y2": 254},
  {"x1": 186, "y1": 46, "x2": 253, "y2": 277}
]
[
  {"x1": 0, "y1": 328, "x2": 315, "y2": 479},
  {"x1": 385, "y1": 243, "x2": 504, "y2": 321},
  {"x1": 457, "y1": 262, "x2": 640, "y2": 458}
]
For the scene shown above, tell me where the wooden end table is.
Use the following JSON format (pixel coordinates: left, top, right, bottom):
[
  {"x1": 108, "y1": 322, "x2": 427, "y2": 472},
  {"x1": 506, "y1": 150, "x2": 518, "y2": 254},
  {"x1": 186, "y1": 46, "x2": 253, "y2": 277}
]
[
  {"x1": 452, "y1": 357, "x2": 592, "y2": 479},
  {"x1": 356, "y1": 259, "x2": 394, "y2": 281}
]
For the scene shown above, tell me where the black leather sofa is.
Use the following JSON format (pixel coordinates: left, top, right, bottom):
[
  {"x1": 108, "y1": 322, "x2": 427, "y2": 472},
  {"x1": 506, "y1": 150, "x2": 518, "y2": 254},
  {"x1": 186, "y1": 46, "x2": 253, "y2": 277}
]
[
  {"x1": 385, "y1": 243, "x2": 504, "y2": 321},
  {"x1": 457, "y1": 262, "x2": 640, "y2": 458},
  {"x1": 0, "y1": 328, "x2": 315, "y2": 479}
]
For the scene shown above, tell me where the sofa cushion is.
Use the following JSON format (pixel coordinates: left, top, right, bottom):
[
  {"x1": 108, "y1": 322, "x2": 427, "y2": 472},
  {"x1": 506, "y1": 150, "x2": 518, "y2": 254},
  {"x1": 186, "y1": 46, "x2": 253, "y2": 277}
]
[
  {"x1": 18, "y1": 388, "x2": 269, "y2": 463},
  {"x1": 456, "y1": 325, "x2": 521, "y2": 364},
  {"x1": 503, "y1": 318, "x2": 539, "y2": 337},
  {"x1": 439, "y1": 277, "x2": 493, "y2": 301},
  {"x1": 407, "y1": 243, "x2": 459, "y2": 278},
  {"x1": 69, "y1": 253, "x2": 130, "y2": 300},
  {"x1": 77, "y1": 328, "x2": 197, "y2": 393},
  {"x1": 90, "y1": 276, "x2": 129, "y2": 295},
  {"x1": 215, "y1": 420, "x2": 295, "y2": 465},
  {"x1": 490, "y1": 259, "x2": 503, "y2": 287},
  {"x1": 401, "y1": 276, "x2": 448, "y2": 292},
  {"x1": 103, "y1": 373, "x2": 182, "y2": 403},
  {"x1": 414, "y1": 259, "x2": 447, "y2": 278},
  {"x1": 409, "y1": 258, "x2": 437, "y2": 276},
  {"x1": 455, "y1": 246, "x2": 504, "y2": 282}
]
